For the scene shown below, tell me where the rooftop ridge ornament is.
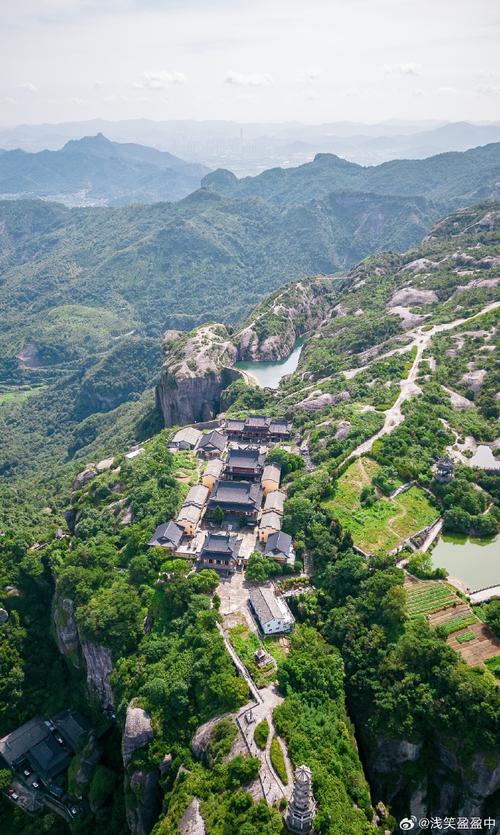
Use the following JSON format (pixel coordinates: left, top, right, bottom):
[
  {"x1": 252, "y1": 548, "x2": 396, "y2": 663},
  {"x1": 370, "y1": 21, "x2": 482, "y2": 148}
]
[{"x1": 285, "y1": 763, "x2": 316, "y2": 833}]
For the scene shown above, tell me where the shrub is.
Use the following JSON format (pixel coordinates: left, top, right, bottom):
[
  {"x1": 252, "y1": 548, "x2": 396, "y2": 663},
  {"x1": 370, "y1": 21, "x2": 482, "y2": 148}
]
[
  {"x1": 254, "y1": 719, "x2": 270, "y2": 750},
  {"x1": 270, "y1": 736, "x2": 288, "y2": 785}
]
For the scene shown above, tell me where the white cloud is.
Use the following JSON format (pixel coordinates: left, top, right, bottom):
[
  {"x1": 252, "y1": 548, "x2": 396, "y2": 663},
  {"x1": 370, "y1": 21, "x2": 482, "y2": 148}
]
[
  {"x1": 94, "y1": 80, "x2": 104, "y2": 89},
  {"x1": 225, "y1": 71, "x2": 273, "y2": 87},
  {"x1": 0, "y1": 97, "x2": 15, "y2": 105},
  {"x1": 103, "y1": 94, "x2": 129, "y2": 102},
  {"x1": 69, "y1": 96, "x2": 84, "y2": 104},
  {"x1": 134, "y1": 71, "x2": 187, "y2": 90},
  {"x1": 412, "y1": 88, "x2": 424, "y2": 97},
  {"x1": 384, "y1": 62, "x2": 422, "y2": 77},
  {"x1": 303, "y1": 67, "x2": 321, "y2": 83},
  {"x1": 16, "y1": 81, "x2": 38, "y2": 92},
  {"x1": 438, "y1": 86, "x2": 459, "y2": 94},
  {"x1": 476, "y1": 83, "x2": 500, "y2": 95}
]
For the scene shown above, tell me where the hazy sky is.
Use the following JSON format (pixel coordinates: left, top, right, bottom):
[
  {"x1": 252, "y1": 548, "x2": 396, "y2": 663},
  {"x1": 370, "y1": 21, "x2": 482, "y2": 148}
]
[{"x1": 1, "y1": 0, "x2": 500, "y2": 126}]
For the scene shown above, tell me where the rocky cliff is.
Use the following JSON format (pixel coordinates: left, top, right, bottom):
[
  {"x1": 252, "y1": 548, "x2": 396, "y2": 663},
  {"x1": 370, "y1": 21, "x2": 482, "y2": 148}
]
[
  {"x1": 155, "y1": 324, "x2": 240, "y2": 426},
  {"x1": 155, "y1": 278, "x2": 343, "y2": 426},
  {"x1": 368, "y1": 736, "x2": 500, "y2": 824},
  {"x1": 122, "y1": 702, "x2": 162, "y2": 835},
  {"x1": 53, "y1": 592, "x2": 114, "y2": 710},
  {"x1": 235, "y1": 276, "x2": 343, "y2": 361}
]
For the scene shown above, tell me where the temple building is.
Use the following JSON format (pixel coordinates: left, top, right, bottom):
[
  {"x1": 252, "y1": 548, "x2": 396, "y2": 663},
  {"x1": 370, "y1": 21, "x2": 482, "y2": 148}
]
[
  {"x1": 223, "y1": 415, "x2": 292, "y2": 443},
  {"x1": 197, "y1": 532, "x2": 241, "y2": 575},
  {"x1": 224, "y1": 447, "x2": 266, "y2": 481},
  {"x1": 207, "y1": 480, "x2": 263, "y2": 522},
  {"x1": 196, "y1": 429, "x2": 227, "y2": 459},
  {"x1": 285, "y1": 764, "x2": 316, "y2": 833}
]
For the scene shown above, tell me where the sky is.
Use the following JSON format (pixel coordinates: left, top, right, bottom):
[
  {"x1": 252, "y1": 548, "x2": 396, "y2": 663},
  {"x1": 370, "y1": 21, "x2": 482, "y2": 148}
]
[{"x1": 1, "y1": 0, "x2": 500, "y2": 126}]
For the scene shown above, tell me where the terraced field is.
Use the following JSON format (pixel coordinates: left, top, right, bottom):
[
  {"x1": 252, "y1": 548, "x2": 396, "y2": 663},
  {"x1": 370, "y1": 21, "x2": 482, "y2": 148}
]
[
  {"x1": 325, "y1": 457, "x2": 438, "y2": 553},
  {"x1": 404, "y1": 577, "x2": 459, "y2": 618}
]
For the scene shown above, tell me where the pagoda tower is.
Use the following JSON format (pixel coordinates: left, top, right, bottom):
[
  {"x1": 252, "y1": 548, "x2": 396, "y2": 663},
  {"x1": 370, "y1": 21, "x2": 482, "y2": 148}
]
[{"x1": 285, "y1": 764, "x2": 316, "y2": 833}]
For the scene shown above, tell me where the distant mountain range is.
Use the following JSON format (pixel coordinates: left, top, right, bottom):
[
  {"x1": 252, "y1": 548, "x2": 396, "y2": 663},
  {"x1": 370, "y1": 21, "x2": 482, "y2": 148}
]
[
  {"x1": 203, "y1": 141, "x2": 500, "y2": 207},
  {"x1": 0, "y1": 133, "x2": 210, "y2": 205},
  {"x1": 1, "y1": 139, "x2": 500, "y2": 391},
  {"x1": 2, "y1": 118, "x2": 500, "y2": 175}
]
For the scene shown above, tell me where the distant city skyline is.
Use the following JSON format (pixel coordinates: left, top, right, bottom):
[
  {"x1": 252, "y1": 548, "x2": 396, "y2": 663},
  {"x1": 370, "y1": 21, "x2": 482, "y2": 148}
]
[{"x1": 1, "y1": 0, "x2": 500, "y2": 127}]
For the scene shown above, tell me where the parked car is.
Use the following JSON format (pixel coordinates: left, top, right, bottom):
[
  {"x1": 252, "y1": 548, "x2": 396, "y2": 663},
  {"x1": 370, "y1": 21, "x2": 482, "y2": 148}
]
[
  {"x1": 8, "y1": 790, "x2": 19, "y2": 800},
  {"x1": 23, "y1": 769, "x2": 31, "y2": 777}
]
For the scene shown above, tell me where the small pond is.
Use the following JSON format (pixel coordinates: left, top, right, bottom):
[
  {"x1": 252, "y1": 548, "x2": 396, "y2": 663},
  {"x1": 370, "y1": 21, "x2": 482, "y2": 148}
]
[
  {"x1": 468, "y1": 444, "x2": 500, "y2": 470},
  {"x1": 431, "y1": 533, "x2": 500, "y2": 592},
  {"x1": 235, "y1": 339, "x2": 303, "y2": 389}
]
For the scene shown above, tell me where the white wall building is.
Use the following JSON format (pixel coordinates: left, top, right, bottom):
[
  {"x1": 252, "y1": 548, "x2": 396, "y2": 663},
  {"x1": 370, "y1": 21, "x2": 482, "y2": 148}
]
[{"x1": 249, "y1": 585, "x2": 294, "y2": 635}]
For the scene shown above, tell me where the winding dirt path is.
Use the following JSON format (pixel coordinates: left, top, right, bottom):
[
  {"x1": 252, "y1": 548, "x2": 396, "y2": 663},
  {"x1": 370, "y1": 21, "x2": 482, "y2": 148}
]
[{"x1": 346, "y1": 301, "x2": 500, "y2": 463}]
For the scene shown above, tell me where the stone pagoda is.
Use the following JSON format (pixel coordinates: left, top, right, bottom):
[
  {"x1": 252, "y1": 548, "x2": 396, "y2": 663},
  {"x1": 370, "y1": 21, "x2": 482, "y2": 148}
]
[{"x1": 285, "y1": 764, "x2": 316, "y2": 833}]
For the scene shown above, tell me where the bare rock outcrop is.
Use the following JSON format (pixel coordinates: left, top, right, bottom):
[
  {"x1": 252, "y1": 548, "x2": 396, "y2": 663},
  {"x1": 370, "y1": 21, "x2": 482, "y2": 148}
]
[
  {"x1": 294, "y1": 391, "x2": 350, "y2": 412},
  {"x1": 368, "y1": 736, "x2": 500, "y2": 824},
  {"x1": 72, "y1": 465, "x2": 99, "y2": 491},
  {"x1": 236, "y1": 278, "x2": 338, "y2": 362},
  {"x1": 442, "y1": 386, "x2": 475, "y2": 410},
  {"x1": 122, "y1": 704, "x2": 154, "y2": 766},
  {"x1": 156, "y1": 324, "x2": 240, "y2": 427},
  {"x1": 179, "y1": 798, "x2": 206, "y2": 835},
  {"x1": 389, "y1": 287, "x2": 438, "y2": 307},
  {"x1": 125, "y1": 769, "x2": 161, "y2": 835},
  {"x1": 191, "y1": 714, "x2": 231, "y2": 761},
  {"x1": 80, "y1": 638, "x2": 115, "y2": 709},
  {"x1": 53, "y1": 596, "x2": 80, "y2": 665},
  {"x1": 461, "y1": 369, "x2": 487, "y2": 395}
]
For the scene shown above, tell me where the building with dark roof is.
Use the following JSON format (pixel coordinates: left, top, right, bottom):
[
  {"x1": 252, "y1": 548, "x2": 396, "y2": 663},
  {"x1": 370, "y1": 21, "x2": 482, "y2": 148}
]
[
  {"x1": 198, "y1": 533, "x2": 241, "y2": 575},
  {"x1": 52, "y1": 709, "x2": 89, "y2": 752},
  {"x1": 264, "y1": 531, "x2": 295, "y2": 566},
  {"x1": 148, "y1": 520, "x2": 184, "y2": 550},
  {"x1": 434, "y1": 457, "x2": 455, "y2": 482},
  {"x1": 223, "y1": 416, "x2": 292, "y2": 442},
  {"x1": 0, "y1": 710, "x2": 88, "y2": 786},
  {"x1": 196, "y1": 430, "x2": 227, "y2": 459},
  {"x1": 27, "y1": 735, "x2": 71, "y2": 782},
  {"x1": 207, "y1": 480, "x2": 263, "y2": 521},
  {"x1": 224, "y1": 447, "x2": 266, "y2": 481}
]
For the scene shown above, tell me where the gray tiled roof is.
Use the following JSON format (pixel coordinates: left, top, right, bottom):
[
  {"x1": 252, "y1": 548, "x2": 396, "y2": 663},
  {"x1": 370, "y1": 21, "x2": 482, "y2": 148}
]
[
  {"x1": 173, "y1": 427, "x2": 202, "y2": 447},
  {"x1": 204, "y1": 458, "x2": 224, "y2": 478},
  {"x1": 265, "y1": 530, "x2": 293, "y2": 557},
  {"x1": 148, "y1": 520, "x2": 184, "y2": 548},
  {"x1": 262, "y1": 463, "x2": 281, "y2": 482},
  {"x1": 264, "y1": 490, "x2": 285, "y2": 514},
  {"x1": 198, "y1": 430, "x2": 227, "y2": 452},
  {"x1": 260, "y1": 510, "x2": 282, "y2": 531},
  {"x1": 201, "y1": 532, "x2": 241, "y2": 559},
  {"x1": 209, "y1": 480, "x2": 262, "y2": 508},
  {"x1": 249, "y1": 586, "x2": 294, "y2": 627},
  {"x1": 226, "y1": 448, "x2": 265, "y2": 469},
  {"x1": 185, "y1": 484, "x2": 210, "y2": 507}
]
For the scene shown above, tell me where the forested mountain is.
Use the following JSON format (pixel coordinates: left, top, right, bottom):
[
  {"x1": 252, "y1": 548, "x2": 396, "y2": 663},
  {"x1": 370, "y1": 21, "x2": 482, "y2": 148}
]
[
  {"x1": 0, "y1": 202, "x2": 498, "y2": 835},
  {"x1": 203, "y1": 140, "x2": 500, "y2": 205},
  {"x1": 0, "y1": 134, "x2": 209, "y2": 205},
  {"x1": 2, "y1": 140, "x2": 500, "y2": 397}
]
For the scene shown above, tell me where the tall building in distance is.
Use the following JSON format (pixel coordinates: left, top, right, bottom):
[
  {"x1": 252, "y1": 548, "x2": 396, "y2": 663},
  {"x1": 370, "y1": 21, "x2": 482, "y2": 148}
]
[{"x1": 285, "y1": 764, "x2": 316, "y2": 833}]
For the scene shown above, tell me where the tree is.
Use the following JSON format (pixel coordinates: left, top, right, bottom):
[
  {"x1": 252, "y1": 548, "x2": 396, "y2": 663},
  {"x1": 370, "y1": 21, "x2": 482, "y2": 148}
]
[
  {"x1": 484, "y1": 600, "x2": 500, "y2": 638},
  {"x1": 212, "y1": 506, "x2": 225, "y2": 526},
  {"x1": 283, "y1": 496, "x2": 314, "y2": 537},
  {"x1": 246, "y1": 552, "x2": 278, "y2": 582},
  {"x1": 0, "y1": 768, "x2": 12, "y2": 790}
]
